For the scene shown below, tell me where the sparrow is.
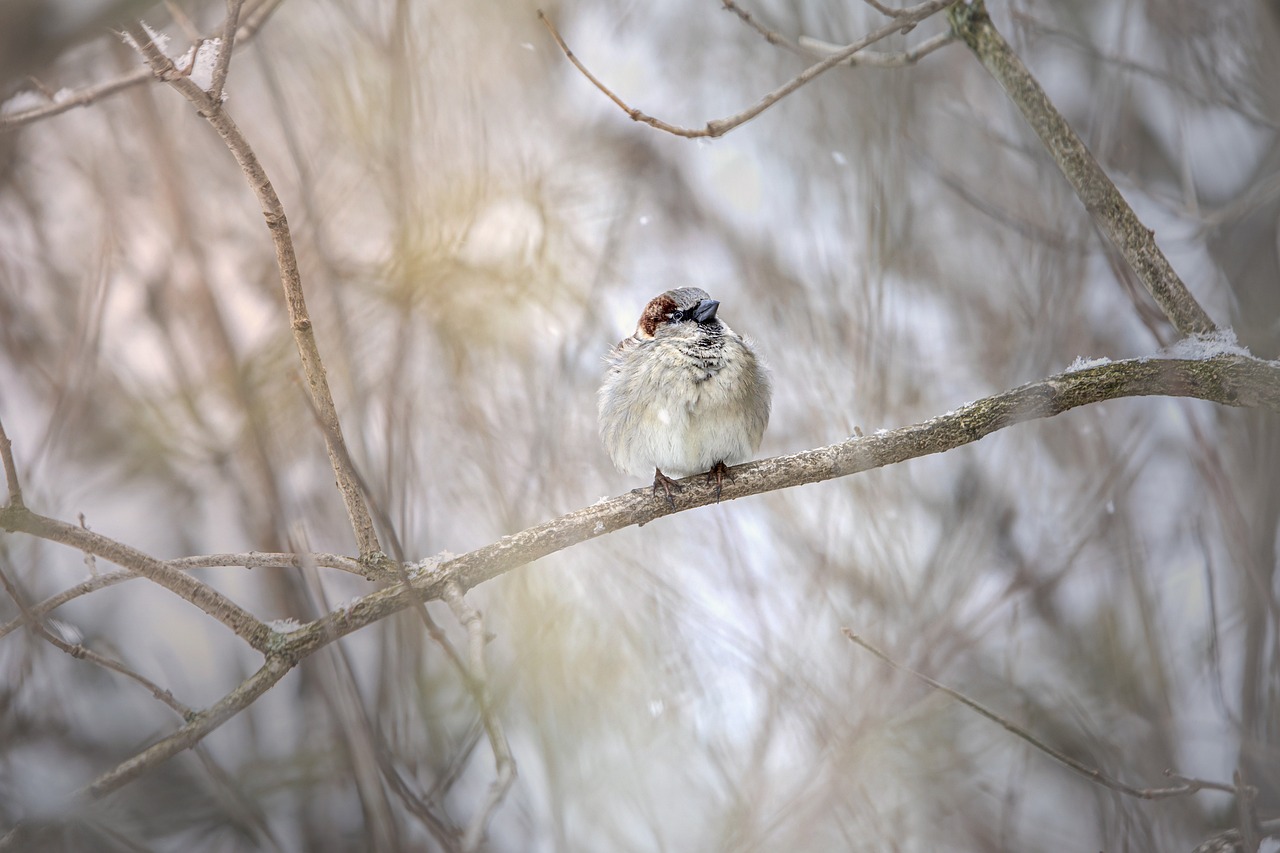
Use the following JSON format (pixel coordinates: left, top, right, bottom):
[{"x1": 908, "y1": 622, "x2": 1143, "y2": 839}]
[{"x1": 598, "y1": 287, "x2": 771, "y2": 505}]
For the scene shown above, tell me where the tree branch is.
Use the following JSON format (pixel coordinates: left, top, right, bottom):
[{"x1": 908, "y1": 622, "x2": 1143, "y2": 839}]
[
  {"x1": 86, "y1": 653, "x2": 294, "y2": 797},
  {"x1": 64, "y1": 352, "x2": 1280, "y2": 794},
  {"x1": 208, "y1": 0, "x2": 245, "y2": 105},
  {"x1": 719, "y1": 0, "x2": 955, "y2": 67},
  {"x1": 0, "y1": 0, "x2": 286, "y2": 132},
  {"x1": 0, "y1": 563, "x2": 193, "y2": 718},
  {"x1": 0, "y1": 505, "x2": 272, "y2": 651},
  {"x1": 538, "y1": 0, "x2": 958, "y2": 138},
  {"x1": 0, "y1": 552, "x2": 364, "y2": 641},
  {"x1": 125, "y1": 25, "x2": 384, "y2": 563},
  {"x1": 280, "y1": 353, "x2": 1280, "y2": 661},
  {"x1": 947, "y1": 1, "x2": 1216, "y2": 336}
]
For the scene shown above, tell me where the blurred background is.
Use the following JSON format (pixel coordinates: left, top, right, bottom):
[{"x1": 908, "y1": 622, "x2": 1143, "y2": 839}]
[{"x1": 1, "y1": 0, "x2": 1278, "y2": 850}]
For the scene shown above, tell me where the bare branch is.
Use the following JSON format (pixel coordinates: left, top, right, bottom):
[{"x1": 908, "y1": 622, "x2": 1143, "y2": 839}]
[
  {"x1": 29, "y1": 352, "x2": 1280, "y2": 795},
  {"x1": 165, "y1": 551, "x2": 365, "y2": 573},
  {"x1": 0, "y1": 564, "x2": 192, "y2": 718},
  {"x1": 443, "y1": 583, "x2": 517, "y2": 852},
  {"x1": 947, "y1": 1, "x2": 1216, "y2": 336},
  {"x1": 797, "y1": 31, "x2": 956, "y2": 67},
  {"x1": 279, "y1": 353, "x2": 1280, "y2": 658},
  {"x1": 719, "y1": 0, "x2": 804, "y2": 54},
  {"x1": 862, "y1": 0, "x2": 904, "y2": 16},
  {"x1": 86, "y1": 654, "x2": 294, "y2": 797},
  {"x1": 0, "y1": 552, "x2": 364, "y2": 641},
  {"x1": 538, "y1": 0, "x2": 958, "y2": 138},
  {"x1": 720, "y1": 0, "x2": 955, "y2": 66},
  {"x1": 126, "y1": 24, "x2": 384, "y2": 563},
  {"x1": 0, "y1": 0, "x2": 286, "y2": 132},
  {"x1": 0, "y1": 505, "x2": 272, "y2": 650},
  {"x1": 843, "y1": 629, "x2": 1241, "y2": 801},
  {"x1": 208, "y1": 0, "x2": 246, "y2": 105}
]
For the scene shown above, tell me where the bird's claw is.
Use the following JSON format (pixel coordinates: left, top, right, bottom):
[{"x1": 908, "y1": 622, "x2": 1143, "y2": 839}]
[
  {"x1": 652, "y1": 469, "x2": 683, "y2": 510},
  {"x1": 706, "y1": 461, "x2": 732, "y2": 503}
]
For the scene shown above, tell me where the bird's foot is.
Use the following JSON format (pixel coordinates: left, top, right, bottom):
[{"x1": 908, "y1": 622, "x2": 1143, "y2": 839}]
[
  {"x1": 706, "y1": 461, "x2": 732, "y2": 503},
  {"x1": 651, "y1": 468, "x2": 683, "y2": 510}
]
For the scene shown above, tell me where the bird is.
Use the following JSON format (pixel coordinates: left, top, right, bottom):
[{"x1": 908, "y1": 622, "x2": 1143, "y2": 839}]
[{"x1": 598, "y1": 287, "x2": 771, "y2": 506}]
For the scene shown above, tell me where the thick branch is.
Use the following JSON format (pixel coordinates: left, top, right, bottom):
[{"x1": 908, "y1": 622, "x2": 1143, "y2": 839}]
[{"x1": 947, "y1": 1, "x2": 1216, "y2": 336}]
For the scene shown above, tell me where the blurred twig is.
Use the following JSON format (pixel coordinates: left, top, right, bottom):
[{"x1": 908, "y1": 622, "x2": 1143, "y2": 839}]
[
  {"x1": 797, "y1": 32, "x2": 955, "y2": 67},
  {"x1": 1234, "y1": 768, "x2": 1261, "y2": 853},
  {"x1": 0, "y1": 414, "x2": 21, "y2": 507},
  {"x1": 843, "y1": 629, "x2": 1242, "y2": 801},
  {"x1": 1192, "y1": 819, "x2": 1280, "y2": 853},
  {"x1": 719, "y1": 0, "x2": 956, "y2": 66},
  {"x1": 537, "y1": 0, "x2": 958, "y2": 138},
  {"x1": 443, "y1": 582, "x2": 517, "y2": 852},
  {"x1": 947, "y1": 0, "x2": 1216, "y2": 337}
]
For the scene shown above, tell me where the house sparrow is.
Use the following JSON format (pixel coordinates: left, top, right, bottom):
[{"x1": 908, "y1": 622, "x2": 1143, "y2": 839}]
[{"x1": 598, "y1": 287, "x2": 771, "y2": 505}]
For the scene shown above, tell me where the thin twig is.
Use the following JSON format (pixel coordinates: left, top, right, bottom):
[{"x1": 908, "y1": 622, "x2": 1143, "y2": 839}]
[
  {"x1": 443, "y1": 582, "x2": 517, "y2": 852},
  {"x1": 797, "y1": 31, "x2": 956, "y2": 67},
  {"x1": 947, "y1": 0, "x2": 1216, "y2": 336},
  {"x1": 0, "y1": 504, "x2": 271, "y2": 650},
  {"x1": 0, "y1": 551, "x2": 365, "y2": 640},
  {"x1": 843, "y1": 629, "x2": 1240, "y2": 800},
  {"x1": 538, "y1": 0, "x2": 958, "y2": 138},
  {"x1": 0, "y1": 0, "x2": 286, "y2": 132},
  {"x1": 86, "y1": 654, "x2": 294, "y2": 797},
  {"x1": 1164, "y1": 770, "x2": 1245, "y2": 796},
  {"x1": 0, "y1": 414, "x2": 22, "y2": 508},
  {"x1": 208, "y1": 0, "x2": 245, "y2": 104},
  {"x1": 126, "y1": 24, "x2": 383, "y2": 562},
  {"x1": 719, "y1": 0, "x2": 804, "y2": 53},
  {"x1": 720, "y1": 0, "x2": 955, "y2": 66},
  {"x1": 163, "y1": 0, "x2": 202, "y2": 41},
  {"x1": 0, "y1": 563, "x2": 192, "y2": 718},
  {"x1": 862, "y1": 0, "x2": 903, "y2": 16}
]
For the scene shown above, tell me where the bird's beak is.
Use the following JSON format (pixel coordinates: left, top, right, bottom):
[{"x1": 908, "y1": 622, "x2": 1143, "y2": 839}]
[{"x1": 693, "y1": 299, "x2": 720, "y2": 324}]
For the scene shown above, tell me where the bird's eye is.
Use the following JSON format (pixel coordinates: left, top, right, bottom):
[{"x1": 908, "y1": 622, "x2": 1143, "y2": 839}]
[{"x1": 668, "y1": 309, "x2": 687, "y2": 323}]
